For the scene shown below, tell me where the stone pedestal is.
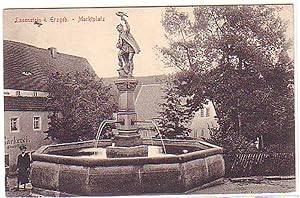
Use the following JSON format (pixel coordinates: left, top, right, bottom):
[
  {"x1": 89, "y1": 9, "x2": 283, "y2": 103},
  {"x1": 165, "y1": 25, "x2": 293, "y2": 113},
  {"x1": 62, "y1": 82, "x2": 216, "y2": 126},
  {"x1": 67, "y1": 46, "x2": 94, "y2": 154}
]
[
  {"x1": 106, "y1": 145, "x2": 148, "y2": 158},
  {"x1": 106, "y1": 77, "x2": 148, "y2": 158},
  {"x1": 114, "y1": 134, "x2": 142, "y2": 147}
]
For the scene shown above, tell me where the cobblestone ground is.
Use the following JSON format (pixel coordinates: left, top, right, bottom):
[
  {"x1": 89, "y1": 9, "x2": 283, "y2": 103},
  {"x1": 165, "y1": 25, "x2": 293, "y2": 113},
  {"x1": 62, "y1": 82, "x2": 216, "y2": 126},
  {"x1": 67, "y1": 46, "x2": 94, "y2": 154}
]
[
  {"x1": 191, "y1": 178, "x2": 296, "y2": 194},
  {"x1": 4, "y1": 176, "x2": 296, "y2": 197},
  {"x1": 5, "y1": 176, "x2": 32, "y2": 197}
]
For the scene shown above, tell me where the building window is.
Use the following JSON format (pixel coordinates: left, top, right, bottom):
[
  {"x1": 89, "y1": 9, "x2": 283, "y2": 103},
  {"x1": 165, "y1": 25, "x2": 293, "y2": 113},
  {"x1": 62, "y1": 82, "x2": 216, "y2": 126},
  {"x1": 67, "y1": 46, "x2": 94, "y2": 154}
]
[
  {"x1": 206, "y1": 107, "x2": 210, "y2": 117},
  {"x1": 5, "y1": 154, "x2": 9, "y2": 168},
  {"x1": 200, "y1": 109, "x2": 205, "y2": 117},
  {"x1": 33, "y1": 116, "x2": 41, "y2": 130},
  {"x1": 10, "y1": 117, "x2": 19, "y2": 132}
]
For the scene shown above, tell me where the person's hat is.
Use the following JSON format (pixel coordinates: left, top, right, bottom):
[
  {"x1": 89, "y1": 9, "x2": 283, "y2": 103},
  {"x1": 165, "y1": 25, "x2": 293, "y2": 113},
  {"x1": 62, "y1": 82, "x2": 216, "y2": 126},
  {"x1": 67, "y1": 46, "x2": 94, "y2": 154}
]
[{"x1": 19, "y1": 145, "x2": 27, "y2": 150}]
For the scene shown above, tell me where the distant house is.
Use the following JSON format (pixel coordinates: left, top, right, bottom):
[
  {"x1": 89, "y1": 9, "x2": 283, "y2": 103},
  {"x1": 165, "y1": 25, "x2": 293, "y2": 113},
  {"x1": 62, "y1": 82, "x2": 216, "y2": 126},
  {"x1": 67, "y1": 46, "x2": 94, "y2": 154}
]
[
  {"x1": 3, "y1": 40, "x2": 94, "y2": 170},
  {"x1": 189, "y1": 100, "x2": 219, "y2": 140},
  {"x1": 134, "y1": 83, "x2": 218, "y2": 139}
]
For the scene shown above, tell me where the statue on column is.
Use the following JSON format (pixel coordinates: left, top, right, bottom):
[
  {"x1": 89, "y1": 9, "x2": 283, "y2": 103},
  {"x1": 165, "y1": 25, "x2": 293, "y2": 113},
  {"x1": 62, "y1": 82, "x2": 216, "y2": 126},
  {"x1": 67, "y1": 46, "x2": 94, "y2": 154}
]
[{"x1": 116, "y1": 12, "x2": 140, "y2": 78}]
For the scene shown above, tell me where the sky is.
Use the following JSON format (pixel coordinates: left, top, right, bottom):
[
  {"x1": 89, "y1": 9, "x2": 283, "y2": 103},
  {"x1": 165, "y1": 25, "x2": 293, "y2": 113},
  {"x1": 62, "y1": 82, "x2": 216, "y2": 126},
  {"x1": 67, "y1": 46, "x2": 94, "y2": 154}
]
[
  {"x1": 3, "y1": 5, "x2": 293, "y2": 78},
  {"x1": 3, "y1": 8, "x2": 172, "y2": 78}
]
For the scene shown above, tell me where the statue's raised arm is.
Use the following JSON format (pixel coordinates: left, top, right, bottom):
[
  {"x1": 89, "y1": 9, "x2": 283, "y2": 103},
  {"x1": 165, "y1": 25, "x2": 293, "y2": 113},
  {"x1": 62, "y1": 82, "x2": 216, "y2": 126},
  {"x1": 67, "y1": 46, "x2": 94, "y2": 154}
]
[
  {"x1": 121, "y1": 16, "x2": 130, "y2": 32},
  {"x1": 115, "y1": 12, "x2": 140, "y2": 78},
  {"x1": 116, "y1": 12, "x2": 130, "y2": 32}
]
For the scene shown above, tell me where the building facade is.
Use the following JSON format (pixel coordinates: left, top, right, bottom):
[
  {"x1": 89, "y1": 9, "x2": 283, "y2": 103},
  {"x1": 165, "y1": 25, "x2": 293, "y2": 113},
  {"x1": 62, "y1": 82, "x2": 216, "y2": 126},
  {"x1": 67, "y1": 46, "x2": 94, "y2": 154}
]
[
  {"x1": 4, "y1": 40, "x2": 94, "y2": 170},
  {"x1": 189, "y1": 100, "x2": 219, "y2": 140},
  {"x1": 4, "y1": 90, "x2": 51, "y2": 170}
]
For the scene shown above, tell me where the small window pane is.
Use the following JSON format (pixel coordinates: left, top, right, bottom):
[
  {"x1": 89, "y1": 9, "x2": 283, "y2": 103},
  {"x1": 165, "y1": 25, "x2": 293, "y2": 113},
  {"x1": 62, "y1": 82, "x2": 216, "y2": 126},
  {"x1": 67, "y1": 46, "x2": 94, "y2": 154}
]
[
  {"x1": 5, "y1": 155, "x2": 9, "y2": 167},
  {"x1": 10, "y1": 118, "x2": 18, "y2": 131},
  {"x1": 206, "y1": 107, "x2": 210, "y2": 117},
  {"x1": 33, "y1": 117, "x2": 41, "y2": 130},
  {"x1": 200, "y1": 109, "x2": 204, "y2": 117}
]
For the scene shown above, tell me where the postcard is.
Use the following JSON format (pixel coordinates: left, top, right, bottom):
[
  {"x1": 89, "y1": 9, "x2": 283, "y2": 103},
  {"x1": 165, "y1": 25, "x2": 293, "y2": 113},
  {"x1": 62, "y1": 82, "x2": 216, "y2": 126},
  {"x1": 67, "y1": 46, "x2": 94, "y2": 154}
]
[{"x1": 2, "y1": 3, "x2": 295, "y2": 197}]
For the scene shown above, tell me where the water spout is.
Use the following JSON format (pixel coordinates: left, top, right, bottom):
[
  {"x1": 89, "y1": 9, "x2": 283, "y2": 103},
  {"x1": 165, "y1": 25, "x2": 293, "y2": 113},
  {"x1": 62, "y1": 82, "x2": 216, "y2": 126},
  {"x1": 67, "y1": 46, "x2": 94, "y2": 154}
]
[
  {"x1": 135, "y1": 120, "x2": 166, "y2": 154},
  {"x1": 151, "y1": 120, "x2": 166, "y2": 154},
  {"x1": 94, "y1": 120, "x2": 116, "y2": 150}
]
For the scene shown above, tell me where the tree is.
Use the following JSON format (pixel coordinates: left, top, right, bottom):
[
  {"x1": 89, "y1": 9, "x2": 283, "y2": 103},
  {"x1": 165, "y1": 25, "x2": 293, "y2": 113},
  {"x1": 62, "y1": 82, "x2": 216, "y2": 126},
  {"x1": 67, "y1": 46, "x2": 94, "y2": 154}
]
[
  {"x1": 159, "y1": 6, "x2": 294, "y2": 152},
  {"x1": 157, "y1": 78, "x2": 192, "y2": 139},
  {"x1": 45, "y1": 69, "x2": 117, "y2": 143}
]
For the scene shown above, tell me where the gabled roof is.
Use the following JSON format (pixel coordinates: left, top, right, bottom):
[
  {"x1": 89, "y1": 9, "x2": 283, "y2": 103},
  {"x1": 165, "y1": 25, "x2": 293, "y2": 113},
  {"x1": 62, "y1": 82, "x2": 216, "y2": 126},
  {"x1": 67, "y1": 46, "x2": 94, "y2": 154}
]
[
  {"x1": 103, "y1": 74, "x2": 167, "y2": 100},
  {"x1": 135, "y1": 84, "x2": 165, "y2": 120},
  {"x1": 4, "y1": 40, "x2": 94, "y2": 91}
]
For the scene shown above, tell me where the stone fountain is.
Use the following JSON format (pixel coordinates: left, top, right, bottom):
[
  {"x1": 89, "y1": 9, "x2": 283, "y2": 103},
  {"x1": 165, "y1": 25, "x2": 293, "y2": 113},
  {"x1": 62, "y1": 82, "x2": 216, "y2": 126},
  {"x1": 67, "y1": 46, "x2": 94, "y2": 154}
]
[
  {"x1": 108, "y1": 12, "x2": 147, "y2": 158},
  {"x1": 30, "y1": 12, "x2": 225, "y2": 196}
]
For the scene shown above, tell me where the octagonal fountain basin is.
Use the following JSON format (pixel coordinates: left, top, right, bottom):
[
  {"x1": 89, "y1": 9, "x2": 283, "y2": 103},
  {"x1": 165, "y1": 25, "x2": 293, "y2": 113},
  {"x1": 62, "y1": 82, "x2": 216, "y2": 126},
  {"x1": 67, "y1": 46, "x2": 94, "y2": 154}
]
[{"x1": 31, "y1": 139, "x2": 225, "y2": 196}]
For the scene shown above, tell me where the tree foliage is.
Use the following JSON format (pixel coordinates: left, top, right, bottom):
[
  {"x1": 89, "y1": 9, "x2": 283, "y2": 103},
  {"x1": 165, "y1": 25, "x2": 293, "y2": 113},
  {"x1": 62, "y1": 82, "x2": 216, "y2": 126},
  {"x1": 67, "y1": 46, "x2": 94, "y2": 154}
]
[
  {"x1": 159, "y1": 6, "x2": 294, "y2": 151},
  {"x1": 45, "y1": 69, "x2": 117, "y2": 143},
  {"x1": 158, "y1": 78, "x2": 192, "y2": 139}
]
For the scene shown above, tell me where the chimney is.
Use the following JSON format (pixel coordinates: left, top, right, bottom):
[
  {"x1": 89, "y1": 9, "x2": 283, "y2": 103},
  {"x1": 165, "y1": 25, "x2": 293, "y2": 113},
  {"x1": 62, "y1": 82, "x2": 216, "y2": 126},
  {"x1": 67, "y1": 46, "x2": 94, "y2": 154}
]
[{"x1": 48, "y1": 47, "x2": 57, "y2": 58}]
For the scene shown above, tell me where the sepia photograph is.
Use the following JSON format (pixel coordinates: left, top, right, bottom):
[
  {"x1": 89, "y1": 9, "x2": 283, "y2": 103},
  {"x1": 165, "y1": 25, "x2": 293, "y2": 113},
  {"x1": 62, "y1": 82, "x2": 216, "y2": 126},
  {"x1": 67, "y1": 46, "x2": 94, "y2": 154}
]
[{"x1": 2, "y1": 2, "x2": 296, "y2": 197}]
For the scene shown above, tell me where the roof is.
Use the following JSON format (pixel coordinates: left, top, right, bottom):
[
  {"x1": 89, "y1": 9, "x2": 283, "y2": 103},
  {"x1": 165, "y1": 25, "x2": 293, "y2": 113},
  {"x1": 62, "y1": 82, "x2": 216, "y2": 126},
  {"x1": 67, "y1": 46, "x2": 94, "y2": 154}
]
[
  {"x1": 103, "y1": 75, "x2": 167, "y2": 100},
  {"x1": 4, "y1": 96, "x2": 48, "y2": 111},
  {"x1": 3, "y1": 40, "x2": 94, "y2": 91},
  {"x1": 135, "y1": 84, "x2": 165, "y2": 120}
]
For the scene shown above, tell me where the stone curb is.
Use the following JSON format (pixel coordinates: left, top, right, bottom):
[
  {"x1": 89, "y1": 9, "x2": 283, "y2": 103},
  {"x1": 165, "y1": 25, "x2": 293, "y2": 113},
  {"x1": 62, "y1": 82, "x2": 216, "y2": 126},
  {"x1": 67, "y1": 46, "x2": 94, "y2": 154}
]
[
  {"x1": 230, "y1": 175, "x2": 295, "y2": 182},
  {"x1": 184, "y1": 178, "x2": 225, "y2": 193}
]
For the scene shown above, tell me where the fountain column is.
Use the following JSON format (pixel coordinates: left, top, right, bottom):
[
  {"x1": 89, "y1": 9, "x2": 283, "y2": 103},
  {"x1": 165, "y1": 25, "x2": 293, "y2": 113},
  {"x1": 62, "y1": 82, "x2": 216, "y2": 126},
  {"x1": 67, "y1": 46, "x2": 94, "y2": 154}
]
[
  {"x1": 106, "y1": 78, "x2": 148, "y2": 158},
  {"x1": 114, "y1": 78, "x2": 140, "y2": 146},
  {"x1": 106, "y1": 12, "x2": 147, "y2": 158}
]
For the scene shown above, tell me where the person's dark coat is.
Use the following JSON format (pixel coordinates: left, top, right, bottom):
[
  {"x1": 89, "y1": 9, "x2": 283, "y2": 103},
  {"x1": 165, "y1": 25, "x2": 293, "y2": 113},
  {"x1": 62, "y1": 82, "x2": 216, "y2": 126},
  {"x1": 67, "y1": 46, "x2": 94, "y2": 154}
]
[{"x1": 17, "y1": 153, "x2": 31, "y2": 184}]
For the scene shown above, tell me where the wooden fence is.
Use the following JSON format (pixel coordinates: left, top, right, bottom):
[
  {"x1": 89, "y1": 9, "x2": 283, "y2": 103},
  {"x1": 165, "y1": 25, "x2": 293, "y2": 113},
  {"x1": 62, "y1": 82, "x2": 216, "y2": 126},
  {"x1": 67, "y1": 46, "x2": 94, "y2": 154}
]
[{"x1": 224, "y1": 152, "x2": 295, "y2": 177}]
